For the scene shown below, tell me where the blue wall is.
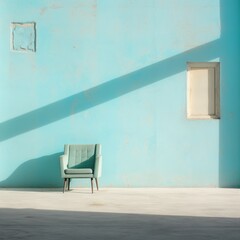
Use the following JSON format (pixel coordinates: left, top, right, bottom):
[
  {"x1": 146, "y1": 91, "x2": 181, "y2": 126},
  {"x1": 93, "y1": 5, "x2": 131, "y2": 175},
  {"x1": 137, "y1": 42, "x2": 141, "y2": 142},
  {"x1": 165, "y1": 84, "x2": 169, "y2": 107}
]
[
  {"x1": 219, "y1": 0, "x2": 240, "y2": 187},
  {"x1": 0, "y1": 0, "x2": 239, "y2": 187}
]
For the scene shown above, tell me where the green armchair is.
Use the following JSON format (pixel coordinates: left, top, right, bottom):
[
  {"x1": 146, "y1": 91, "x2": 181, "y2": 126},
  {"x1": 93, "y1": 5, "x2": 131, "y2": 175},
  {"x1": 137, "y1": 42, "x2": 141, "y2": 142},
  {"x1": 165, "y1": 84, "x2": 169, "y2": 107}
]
[{"x1": 60, "y1": 144, "x2": 102, "y2": 193}]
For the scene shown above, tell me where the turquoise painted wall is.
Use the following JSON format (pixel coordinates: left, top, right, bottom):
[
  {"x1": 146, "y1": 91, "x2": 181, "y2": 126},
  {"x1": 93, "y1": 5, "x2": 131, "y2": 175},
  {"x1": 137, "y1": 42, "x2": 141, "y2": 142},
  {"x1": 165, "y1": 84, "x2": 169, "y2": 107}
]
[{"x1": 0, "y1": 0, "x2": 239, "y2": 187}]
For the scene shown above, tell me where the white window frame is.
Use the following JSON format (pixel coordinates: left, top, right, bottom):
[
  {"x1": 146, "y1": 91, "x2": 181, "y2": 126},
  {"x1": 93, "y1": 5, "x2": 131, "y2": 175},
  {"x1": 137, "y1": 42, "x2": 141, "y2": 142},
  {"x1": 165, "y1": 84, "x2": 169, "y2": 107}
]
[{"x1": 187, "y1": 62, "x2": 220, "y2": 119}]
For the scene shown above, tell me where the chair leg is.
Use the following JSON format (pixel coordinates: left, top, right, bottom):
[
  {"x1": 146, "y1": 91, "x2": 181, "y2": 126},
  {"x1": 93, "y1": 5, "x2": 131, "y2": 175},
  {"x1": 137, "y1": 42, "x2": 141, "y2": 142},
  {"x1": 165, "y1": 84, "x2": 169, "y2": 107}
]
[
  {"x1": 91, "y1": 178, "x2": 94, "y2": 194},
  {"x1": 95, "y1": 178, "x2": 99, "y2": 191},
  {"x1": 67, "y1": 178, "x2": 71, "y2": 191},
  {"x1": 63, "y1": 178, "x2": 67, "y2": 193}
]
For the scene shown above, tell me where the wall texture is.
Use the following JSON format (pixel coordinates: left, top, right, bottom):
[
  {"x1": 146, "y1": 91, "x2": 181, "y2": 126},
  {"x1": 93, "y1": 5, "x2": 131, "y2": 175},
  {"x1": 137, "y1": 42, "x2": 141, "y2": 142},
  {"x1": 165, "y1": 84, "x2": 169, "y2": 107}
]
[{"x1": 0, "y1": 0, "x2": 239, "y2": 187}]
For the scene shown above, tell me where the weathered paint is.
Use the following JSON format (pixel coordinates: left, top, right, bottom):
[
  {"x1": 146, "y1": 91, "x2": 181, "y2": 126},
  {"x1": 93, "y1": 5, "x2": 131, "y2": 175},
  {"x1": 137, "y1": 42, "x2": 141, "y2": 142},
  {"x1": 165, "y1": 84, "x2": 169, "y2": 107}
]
[
  {"x1": 11, "y1": 22, "x2": 36, "y2": 52},
  {"x1": 0, "y1": 0, "x2": 239, "y2": 187}
]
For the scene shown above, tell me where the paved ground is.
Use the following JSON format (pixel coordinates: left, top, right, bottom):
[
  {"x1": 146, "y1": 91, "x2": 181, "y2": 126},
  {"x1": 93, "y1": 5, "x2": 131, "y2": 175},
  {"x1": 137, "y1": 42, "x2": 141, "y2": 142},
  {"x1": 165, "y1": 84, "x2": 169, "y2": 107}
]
[{"x1": 0, "y1": 188, "x2": 240, "y2": 239}]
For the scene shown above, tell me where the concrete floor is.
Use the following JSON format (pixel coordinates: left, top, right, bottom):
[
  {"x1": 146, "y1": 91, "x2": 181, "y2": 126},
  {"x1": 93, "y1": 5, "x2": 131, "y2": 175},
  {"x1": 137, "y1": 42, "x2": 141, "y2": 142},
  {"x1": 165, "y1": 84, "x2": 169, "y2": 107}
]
[{"x1": 0, "y1": 188, "x2": 240, "y2": 239}]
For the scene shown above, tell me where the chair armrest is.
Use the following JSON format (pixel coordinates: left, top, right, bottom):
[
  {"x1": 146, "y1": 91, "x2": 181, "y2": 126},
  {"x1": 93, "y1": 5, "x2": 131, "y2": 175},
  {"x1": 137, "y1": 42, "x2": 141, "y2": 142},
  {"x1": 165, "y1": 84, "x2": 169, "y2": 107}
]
[
  {"x1": 60, "y1": 155, "x2": 68, "y2": 178},
  {"x1": 94, "y1": 155, "x2": 102, "y2": 178}
]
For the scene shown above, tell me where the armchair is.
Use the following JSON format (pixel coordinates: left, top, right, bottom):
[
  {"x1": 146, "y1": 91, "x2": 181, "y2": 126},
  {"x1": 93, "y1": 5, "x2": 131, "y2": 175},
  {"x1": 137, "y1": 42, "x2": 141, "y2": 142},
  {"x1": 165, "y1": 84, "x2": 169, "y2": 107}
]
[{"x1": 60, "y1": 144, "x2": 102, "y2": 193}]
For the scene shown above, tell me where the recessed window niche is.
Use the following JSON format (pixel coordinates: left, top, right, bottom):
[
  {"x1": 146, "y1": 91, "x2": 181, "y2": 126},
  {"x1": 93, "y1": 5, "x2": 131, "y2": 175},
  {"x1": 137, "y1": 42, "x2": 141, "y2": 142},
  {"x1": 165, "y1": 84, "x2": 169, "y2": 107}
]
[{"x1": 187, "y1": 62, "x2": 220, "y2": 119}]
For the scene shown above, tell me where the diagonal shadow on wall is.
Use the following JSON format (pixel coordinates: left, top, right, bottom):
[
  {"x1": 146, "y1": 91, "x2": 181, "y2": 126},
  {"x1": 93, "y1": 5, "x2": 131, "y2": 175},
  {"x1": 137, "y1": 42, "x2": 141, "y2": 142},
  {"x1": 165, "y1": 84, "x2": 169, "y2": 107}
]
[{"x1": 0, "y1": 39, "x2": 220, "y2": 142}]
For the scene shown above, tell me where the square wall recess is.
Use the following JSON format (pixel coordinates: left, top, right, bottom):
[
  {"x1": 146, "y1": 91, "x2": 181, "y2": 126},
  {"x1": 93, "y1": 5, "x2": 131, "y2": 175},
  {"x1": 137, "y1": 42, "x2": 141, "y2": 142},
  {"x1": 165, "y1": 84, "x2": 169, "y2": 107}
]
[
  {"x1": 187, "y1": 62, "x2": 220, "y2": 119},
  {"x1": 11, "y1": 22, "x2": 36, "y2": 52}
]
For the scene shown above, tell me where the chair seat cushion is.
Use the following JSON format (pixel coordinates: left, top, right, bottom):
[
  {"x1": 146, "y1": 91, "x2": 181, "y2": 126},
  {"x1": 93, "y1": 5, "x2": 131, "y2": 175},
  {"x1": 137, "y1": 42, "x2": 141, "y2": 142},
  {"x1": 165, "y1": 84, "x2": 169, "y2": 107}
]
[{"x1": 65, "y1": 168, "x2": 93, "y2": 174}]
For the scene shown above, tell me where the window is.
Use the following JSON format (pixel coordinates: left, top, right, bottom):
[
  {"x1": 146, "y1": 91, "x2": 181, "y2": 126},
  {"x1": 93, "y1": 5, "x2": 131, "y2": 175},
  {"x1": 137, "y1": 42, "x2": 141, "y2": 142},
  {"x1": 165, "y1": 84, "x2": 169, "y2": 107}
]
[{"x1": 187, "y1": 62, "x2": 220, "y2": 119}]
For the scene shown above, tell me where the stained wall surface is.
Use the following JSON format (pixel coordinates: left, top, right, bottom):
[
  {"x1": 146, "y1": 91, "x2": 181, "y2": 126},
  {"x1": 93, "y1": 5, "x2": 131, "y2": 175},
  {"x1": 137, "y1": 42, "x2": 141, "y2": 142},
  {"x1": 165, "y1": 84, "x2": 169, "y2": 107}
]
[{"x1": 0, "y1": 0, "x2": 239, "y2": 187}]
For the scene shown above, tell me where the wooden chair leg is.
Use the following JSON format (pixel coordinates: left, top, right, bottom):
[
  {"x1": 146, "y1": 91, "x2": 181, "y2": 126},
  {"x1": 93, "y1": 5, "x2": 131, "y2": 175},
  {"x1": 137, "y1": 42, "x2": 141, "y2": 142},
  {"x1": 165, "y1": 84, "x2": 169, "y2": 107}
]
[
  {"x1": 67, "y1": 178, "x2": 71, "y2": 191},
  {"x1": 95, "y1": 178, "x2": 99, "y2": 191},
  {"x1": 91, "y1": 178, "x2": 94, "y2": 194}
]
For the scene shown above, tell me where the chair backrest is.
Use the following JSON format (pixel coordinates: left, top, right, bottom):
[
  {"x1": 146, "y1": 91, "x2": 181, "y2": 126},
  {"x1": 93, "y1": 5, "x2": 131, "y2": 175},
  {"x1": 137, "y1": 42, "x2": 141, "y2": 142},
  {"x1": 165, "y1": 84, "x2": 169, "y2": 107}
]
[{"x1": 65, "y1": 144, "x2": 96, "y2": 169}]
